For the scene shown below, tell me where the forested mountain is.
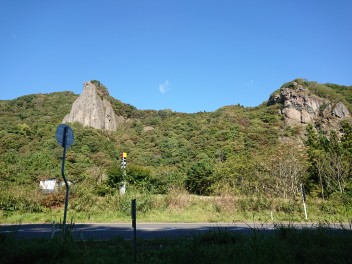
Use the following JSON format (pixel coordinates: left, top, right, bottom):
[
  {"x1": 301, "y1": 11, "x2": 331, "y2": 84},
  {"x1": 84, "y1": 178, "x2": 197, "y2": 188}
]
[{"x1": 0, "y1": 79, "x2": 351, "y2": 214}]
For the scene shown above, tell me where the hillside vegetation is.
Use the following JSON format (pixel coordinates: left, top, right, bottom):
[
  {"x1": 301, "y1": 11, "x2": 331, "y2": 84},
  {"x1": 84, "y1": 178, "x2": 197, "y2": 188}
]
[{"x1": 0, "y1": 79, "x2": 351, "y2": 223}]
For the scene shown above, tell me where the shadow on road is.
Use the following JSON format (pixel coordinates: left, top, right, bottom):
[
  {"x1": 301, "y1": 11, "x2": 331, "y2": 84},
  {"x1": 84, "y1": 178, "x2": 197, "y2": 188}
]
[{"x1": 1, "y1": 222, "x2": 349, "y2": 240}]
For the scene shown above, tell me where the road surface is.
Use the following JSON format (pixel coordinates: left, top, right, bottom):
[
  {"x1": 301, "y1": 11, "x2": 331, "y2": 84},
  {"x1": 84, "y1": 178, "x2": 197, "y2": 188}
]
[{"x1": 0, "y1": 222, "x2": 348, "y2": 240}]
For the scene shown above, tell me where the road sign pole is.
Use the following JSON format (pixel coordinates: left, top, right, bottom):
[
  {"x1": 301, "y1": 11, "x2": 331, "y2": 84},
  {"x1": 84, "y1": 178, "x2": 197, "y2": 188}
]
[
  {"x1": 132, "y1": 199, "x2": 137, "y2": 262},
  {"x1": 56, "y1": 124, "x2": 74, "y2": 234},
  {"x1": 61, "y1": 127, "x2": 70, "y2": 232}
]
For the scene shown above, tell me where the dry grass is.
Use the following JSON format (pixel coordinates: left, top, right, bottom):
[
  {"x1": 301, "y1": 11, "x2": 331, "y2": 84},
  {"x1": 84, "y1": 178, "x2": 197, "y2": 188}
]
[
  {"x1": 1, "y1": 191, "x2": 351, "y2": 224},
  {"x1": 164, "y1": 187, "x2": 192, "y2": 210}
]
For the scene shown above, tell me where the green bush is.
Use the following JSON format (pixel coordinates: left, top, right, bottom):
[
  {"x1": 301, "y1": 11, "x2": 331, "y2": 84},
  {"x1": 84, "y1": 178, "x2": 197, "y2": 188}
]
[
  {"x1": 94, "y1": 184, "x2": 113, "y2": 197},
  {"x1": 185, "y1": 156, "x2": 214, "y2": 195},
  {"x1": 238, "y1": 197, "x2": 272, "y2": 212},
  {"x1": 106, "y1": 165, "x2": 124, "y2": 188},
  {"x1": 0, "y1": 187, "x2": 43, "y2": 213}
]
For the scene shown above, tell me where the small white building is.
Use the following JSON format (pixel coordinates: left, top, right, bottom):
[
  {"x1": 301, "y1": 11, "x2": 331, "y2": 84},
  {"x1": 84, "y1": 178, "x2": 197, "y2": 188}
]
[
  {"x1": 39, "y1": 179, "x2": 73, "y2": 193},
  {"x1": 39, "y1": 179, "x2": 57, "y2": 193}
]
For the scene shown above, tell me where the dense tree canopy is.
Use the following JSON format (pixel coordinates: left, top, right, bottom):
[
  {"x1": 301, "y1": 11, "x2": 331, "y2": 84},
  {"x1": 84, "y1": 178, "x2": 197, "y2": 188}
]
[{"x1": 0, "y1": 80, "x2": 351, "y2": 213}]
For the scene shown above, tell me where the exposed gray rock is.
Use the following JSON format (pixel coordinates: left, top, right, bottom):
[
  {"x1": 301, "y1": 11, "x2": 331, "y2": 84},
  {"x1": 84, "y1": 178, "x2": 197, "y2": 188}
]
[
  {"x1": 301, "y1": 109, "x2": 313, "y2": 124},
  {"x1": 333, "y1": 102, "x2": 350, "y2": 118},
  {"x1": 270, "y1": 81, "x2": 350, "y2": 132},
  {"x1": 63, "y1": 81, "x2": 117, "y2": 131},
  {"x1": 102, "y1": 98, "x2": 117, "y2": 131},
  {"x1": 282, "y1": 107, "x2": 301, "y2": 124}
]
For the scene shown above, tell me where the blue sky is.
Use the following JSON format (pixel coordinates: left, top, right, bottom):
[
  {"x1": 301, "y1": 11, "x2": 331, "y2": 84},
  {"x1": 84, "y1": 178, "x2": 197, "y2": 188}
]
[{"x1": 1, "y1": 0, "x2": 351, "y2": 113}]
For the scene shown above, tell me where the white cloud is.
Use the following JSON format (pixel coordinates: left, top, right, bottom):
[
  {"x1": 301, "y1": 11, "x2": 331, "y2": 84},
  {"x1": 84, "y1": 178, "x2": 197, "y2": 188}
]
[{"x1": 159, "y1": 80, "x2": 170, "y2": 94}]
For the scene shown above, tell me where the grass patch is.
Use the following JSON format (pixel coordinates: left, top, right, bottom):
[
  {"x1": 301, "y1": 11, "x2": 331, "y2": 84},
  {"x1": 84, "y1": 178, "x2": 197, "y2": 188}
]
[{"x1": 1, "y1": 194, "x2": 351, "y2": 224}]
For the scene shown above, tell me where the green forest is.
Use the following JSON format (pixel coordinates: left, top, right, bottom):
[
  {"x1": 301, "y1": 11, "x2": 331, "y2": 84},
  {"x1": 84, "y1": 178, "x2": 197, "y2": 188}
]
[{"x1": 0, "y1": 79, "x2": 351, "y2": 223}]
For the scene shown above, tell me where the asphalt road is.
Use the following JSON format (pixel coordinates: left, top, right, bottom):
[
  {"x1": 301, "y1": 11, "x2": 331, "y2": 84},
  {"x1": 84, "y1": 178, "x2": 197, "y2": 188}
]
[{"x1": 0, "y1": 222, "x2": 348, "y2": 240}]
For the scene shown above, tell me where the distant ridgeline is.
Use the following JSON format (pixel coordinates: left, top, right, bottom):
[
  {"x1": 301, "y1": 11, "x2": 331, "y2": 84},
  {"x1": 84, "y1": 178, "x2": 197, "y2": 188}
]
[
  {"x1": 64, "y1": 79, "x2": 351, "y2": 134},
  {"x1": 0, "y1": 78, "x2": 351, "y2": 213}
]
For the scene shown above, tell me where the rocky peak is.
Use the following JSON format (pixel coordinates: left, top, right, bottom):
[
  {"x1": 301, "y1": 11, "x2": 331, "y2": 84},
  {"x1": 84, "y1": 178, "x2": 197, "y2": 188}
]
[
  {"x1": 269, "y1": 81, "x2": 350, "y2": 130},
  {"x1": 63, "y1": 81, "x2": 117, "y2": 131}
]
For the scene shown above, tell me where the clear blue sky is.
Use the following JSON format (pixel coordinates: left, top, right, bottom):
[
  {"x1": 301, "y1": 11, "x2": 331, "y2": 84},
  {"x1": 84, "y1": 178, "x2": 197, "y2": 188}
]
[{"x1": 1, "y1": 0, "x2": 351, "y2": 113}]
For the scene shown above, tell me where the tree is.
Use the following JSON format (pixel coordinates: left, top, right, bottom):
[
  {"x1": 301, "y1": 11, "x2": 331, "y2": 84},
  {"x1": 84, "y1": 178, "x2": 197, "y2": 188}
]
[
  {"x1": 185, "y1": 154, "x2": 214, "y2": 195},
  {"x1": 106, "y1": 165, "x2": 124, "y2": 188},
  {"x1": 306, "y1": 124, "x2": 352, "y2": 197},
  {"x1": 263, "y1": 143, "x2": 308, "y2": 199}
]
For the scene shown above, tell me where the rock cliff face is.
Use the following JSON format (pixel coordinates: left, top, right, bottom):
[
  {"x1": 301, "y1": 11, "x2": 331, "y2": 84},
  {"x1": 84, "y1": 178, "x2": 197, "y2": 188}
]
[
  {"x1": 63, "y1": 81, "x2": 117, "y2": 131},
  {"x1": 270, "y1": 81, "x2": 350, "y2": 130}
]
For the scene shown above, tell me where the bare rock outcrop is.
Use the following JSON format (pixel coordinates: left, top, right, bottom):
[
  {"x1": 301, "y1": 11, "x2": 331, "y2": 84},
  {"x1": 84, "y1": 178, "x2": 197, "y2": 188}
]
[
  {"x1": 270, "y1": 81, "x2": 350, "y2": 130},
  {"x1": 63, "y1": 81, "x2": 117, "y2": 131},
  {"x1": 332, "y1": 102, "x2": 350, "y2": 118}
]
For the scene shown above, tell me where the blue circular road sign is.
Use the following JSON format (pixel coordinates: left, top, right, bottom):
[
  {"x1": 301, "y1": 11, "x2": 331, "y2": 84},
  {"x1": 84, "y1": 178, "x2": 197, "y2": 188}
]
[{"x1": 56, "y1": 124, "x2": 74, "y2": 148}]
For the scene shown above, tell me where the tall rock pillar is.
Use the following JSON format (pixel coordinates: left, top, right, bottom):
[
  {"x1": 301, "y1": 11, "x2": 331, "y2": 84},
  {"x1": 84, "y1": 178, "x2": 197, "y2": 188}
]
[{"x1": 63, "y1": 81, "x2": 117, "y2": 131}]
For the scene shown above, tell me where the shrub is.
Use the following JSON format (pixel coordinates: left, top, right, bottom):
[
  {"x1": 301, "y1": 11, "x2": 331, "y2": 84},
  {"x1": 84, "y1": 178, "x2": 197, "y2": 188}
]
[
  {"x1": 185, "y1": 157, "x2": 214, "y2": 195},
  {"x1": 0, "y1": 187, "x2": 43, "y2": 213}
]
